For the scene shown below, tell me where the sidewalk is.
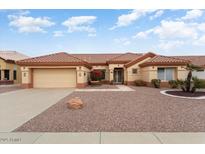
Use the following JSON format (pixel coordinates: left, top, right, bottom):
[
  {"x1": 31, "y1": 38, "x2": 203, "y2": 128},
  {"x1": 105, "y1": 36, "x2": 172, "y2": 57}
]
[
  {"x1": 75, "y1": 85, "x2": 135, "y2": 92},
  {"x1": 1, "y1": 132, "x2": 205, "y2": 144}
]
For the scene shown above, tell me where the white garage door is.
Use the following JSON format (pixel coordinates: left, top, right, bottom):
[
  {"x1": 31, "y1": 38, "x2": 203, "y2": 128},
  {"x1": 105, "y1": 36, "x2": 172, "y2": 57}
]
[
  {"x1": 193, "y1": 70, "x2": 205, "y2": 79},
  {"x1": 33, "y1": 68, "x2": 76, "y2": 88}
]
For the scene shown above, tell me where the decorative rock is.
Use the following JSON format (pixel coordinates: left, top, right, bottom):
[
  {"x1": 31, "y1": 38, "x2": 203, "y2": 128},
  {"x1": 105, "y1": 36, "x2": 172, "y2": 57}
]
[{"x1": 67, "y1": 97, "x2": 84, "y2": 109}]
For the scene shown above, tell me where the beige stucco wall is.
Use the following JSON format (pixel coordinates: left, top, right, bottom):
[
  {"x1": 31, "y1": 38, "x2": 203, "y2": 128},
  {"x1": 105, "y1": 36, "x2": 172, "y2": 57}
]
[
  {"x1": 126, "y1": 57, "x2": 152, "y2": 82},
  {"x1": 177, "y1": 66, "x2": 188, "y2": 80},
  {"x1": 76, "y1": 66, "x2": 90, "y2": 84},
  {"x1": 21, "y1": 67, "x2": 32, "y2": 84}
]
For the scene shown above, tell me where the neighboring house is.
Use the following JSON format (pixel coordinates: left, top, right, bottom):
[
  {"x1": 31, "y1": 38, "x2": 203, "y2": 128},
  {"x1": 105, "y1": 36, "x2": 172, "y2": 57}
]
[
  {"x1": 17, "y1": 52, "x2": 205, "y2": 88},
  {"x1": 174, "y1": 56, "x2": 205, "y2": 79},
  {"x1": 0, "y1": 51, "x2": 28, "y2": 85}
]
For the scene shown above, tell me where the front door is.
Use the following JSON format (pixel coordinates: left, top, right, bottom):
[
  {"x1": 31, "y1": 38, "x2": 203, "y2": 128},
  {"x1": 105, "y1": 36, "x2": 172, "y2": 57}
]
[{"x1": 114, "y1": 68, "x2": 123, "y2": 84}]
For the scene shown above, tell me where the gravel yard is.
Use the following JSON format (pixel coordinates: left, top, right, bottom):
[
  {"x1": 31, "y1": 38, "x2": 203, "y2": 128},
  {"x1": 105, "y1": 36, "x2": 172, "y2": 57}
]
[{"x1": 15, "y1": 86, "x2": 205, "y2": 132}]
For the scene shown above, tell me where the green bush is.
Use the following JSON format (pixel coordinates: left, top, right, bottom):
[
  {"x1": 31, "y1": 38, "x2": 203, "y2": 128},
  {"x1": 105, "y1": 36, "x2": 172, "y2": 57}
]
[
  {"x1": 192, "y1": 77, "x2": 205, "y2": 88},
  {"x1": 151, "y1": 79, "x2": 161, "y2": 88},
  {"x1": 168, "y1": 80, "x2": 179, "y2": 88},
  {"x1": 135, "y1": 80, "x2": 147, "y2": 86},
  {"x1": 176, "y1": 79, "x2": 186, "y2": 92}
]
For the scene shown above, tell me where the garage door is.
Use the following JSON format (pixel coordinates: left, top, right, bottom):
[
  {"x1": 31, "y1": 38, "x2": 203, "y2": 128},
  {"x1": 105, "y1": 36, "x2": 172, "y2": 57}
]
[{"x1": 33, "y1": 68, "x2": 76, "y2": 88}]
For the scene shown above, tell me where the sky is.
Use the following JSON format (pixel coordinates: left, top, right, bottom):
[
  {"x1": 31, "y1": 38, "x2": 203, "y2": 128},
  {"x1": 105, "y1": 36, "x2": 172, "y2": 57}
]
[{"x1": 0, "y1": 9, "x2": 205, "y2": 56}]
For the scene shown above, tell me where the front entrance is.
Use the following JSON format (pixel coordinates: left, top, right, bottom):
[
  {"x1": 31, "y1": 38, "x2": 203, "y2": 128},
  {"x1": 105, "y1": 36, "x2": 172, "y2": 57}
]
[{"x1": 114, "y1": 68, "x2": 124, "y2": 84}]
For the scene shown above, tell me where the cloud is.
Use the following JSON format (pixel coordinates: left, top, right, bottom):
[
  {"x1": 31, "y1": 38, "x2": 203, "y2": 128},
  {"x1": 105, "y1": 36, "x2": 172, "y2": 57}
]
[
  {"x1": 17, "y1": 10, "x2": 30, "y2": 16},
  {"x1": 53, "y1": 31, "x2": 64, "y2": 37},
  {"x1": 149, "y1": 10, "x2": 164, "y2": 20},
  {"x1": 193, "y1": 35, "x2": 205, "y2": 45},
  {"x1": 8, "y1": 14, "x2": 55, "y2": 33},
  {"x1": 158, "y1": 40, "x2": 185, "y2": 50},
  {"x1": 88, "y1": 33, "x2": 96, "y2": 37},
  {"x1": 114, "y1": 38, "x2": 131, "y2": 46},
  {"x1": 134, "y1": 20, "x2": 198, "y2": 40},
  {"x1": 133, "y1": 32, "x2": 148, "y2": 39},
  {"x1": 181, "y1": 9, "x2": 203, "y2": 20},
  {"x1": 62, "y1": 16, "x2": 97, "y2": 36},
  {"x1": 153, "y1": 20, "x2": 198, "y2": 39},
  {"x1": 133, "y1": 29, "x2": 154, "y2": 39},
  {"x1": 197, "y1": 23, "x2": 205, "y2": 32},
  {"x1": 110, "y1": 9, "x2": 156, "y2": 30},
  {"x1": 133, "y1": 18, "x2": 205, "y2": 50}
]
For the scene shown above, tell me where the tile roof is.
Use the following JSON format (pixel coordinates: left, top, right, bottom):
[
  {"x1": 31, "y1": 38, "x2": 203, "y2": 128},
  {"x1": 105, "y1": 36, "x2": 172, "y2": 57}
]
[
  {"x1": 107, "y1": 52, "x2": 142, "y2": 63},
  {"x1": 71, "y1": 53, "x2": 121, "y2": 64},
  {"x1": 17, "y1": 52, "x2": 91, "y2": 68},
  {"x1": 0, "y1": 51, "x2": 28, "y2": 61},
  {"x1": 139, "y1": 55, "x2": 190, "y2": 67},
  {"x1": 173, "y1": 56, "x2": 205, "y2": 67},
  {"x1": 16, "y1": 51, "x2": 205, "y2": 69},
  {"x1": 125, "y1": 52, "x2": 156, "y2": 67}
]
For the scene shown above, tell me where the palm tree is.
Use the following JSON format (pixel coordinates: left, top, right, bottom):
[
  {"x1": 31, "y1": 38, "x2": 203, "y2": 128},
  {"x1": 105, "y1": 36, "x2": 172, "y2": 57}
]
[{"x1": 181, "y1": 64, "x2": 202, "y2": 92}]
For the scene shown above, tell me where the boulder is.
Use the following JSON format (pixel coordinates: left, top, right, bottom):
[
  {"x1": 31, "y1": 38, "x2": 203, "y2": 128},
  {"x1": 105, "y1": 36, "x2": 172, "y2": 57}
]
[{"x1": 67, "y1": 97, "x2": 84, "y2": 109}]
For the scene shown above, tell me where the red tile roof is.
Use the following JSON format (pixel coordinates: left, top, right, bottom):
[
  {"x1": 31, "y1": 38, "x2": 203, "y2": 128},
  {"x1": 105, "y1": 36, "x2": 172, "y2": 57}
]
[
  {"x1": 17, "y1": 51, "x2": 205, "y2": 69},
  {"x1": 107, "y1": 52, "x2": 142, "y2": 64},
  {"x1": 173, "y1": 56, "x2": 205, "y2": 67},
  {"x1": 71, "y1": 53, "x2": 121, "y2": 64},
  {"x1": 125, "y1": 52, "x2": 156, "y2": 67},
  {"x1": 17, "y1": 52, "x2": 91, "y2": 68},
  {"x1": 139, "y1": 55, "x2": 190, "y2": 67},
  {"x1": 0, "y1": 51, "x2": 28, "y2": 61}
]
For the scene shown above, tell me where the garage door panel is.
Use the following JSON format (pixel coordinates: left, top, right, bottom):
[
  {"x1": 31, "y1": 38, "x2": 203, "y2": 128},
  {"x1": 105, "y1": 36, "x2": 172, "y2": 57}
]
[{"x1": 33, "y1": 69, "x2": 76, "y2": 88}]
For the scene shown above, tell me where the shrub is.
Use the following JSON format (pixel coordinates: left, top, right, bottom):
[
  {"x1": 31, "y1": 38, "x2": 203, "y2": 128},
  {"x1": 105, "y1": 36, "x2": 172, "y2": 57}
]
[
  {"x1": 192, "y1": 77, "x2": 205, "y2": 89},
  {"x1": 135, "y1": 80, "x2": 147, "y2": 86},
  {"x1": 176, "y1": 79, "x2": 186, "y2": 92},
  {"x1": 168, "y1": 80, "x2": 179, "y2": 88},
  {"x1": 151, "y1": 79, "x2": 161, "y2": 88}
]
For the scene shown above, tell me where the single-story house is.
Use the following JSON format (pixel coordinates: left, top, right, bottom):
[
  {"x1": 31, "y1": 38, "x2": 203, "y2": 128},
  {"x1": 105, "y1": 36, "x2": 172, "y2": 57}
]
[
  {"x1": 0, "y1": 51, "x2": 28, "y2": 85},
  {"x1": 16, "y1": 52, "x2": 205, "y2": 88}
]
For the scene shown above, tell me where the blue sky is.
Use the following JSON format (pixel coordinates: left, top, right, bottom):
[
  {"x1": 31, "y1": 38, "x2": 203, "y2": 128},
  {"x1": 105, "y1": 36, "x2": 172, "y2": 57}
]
[{"x1": 0, "y1": 9, "x2": 205, "y2": 56}]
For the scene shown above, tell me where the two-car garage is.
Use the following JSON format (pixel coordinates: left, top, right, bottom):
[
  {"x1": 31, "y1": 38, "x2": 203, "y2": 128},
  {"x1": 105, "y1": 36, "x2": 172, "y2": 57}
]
[
  {"x1": 33, "y1": 68, "x2": 77, "y2": 88},
  {"x1": 17, "y1": 52, "x2": 91, "y2": 88}
]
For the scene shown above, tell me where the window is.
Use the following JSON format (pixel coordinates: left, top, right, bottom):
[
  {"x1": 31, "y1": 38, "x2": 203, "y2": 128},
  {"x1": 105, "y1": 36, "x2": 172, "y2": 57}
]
[
  {"x1": 4, "y1": 70, "x2": 10, "y2": 80},
  {"x1": 158, "y1": 68, "x2": 165, "y2": 80},
  {"x1": 157, "y1": 68, "x2": 174, "y2": 81},
  {"x1": 13, "y1": 70, "x2": 17, "y2": 80},
  {"x1": 132, "y1": 68, "x2": 138, "y2": 74}
]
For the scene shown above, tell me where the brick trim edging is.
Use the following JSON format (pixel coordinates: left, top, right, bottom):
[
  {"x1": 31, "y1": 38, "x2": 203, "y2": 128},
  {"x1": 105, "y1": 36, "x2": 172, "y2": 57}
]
[
  {"x1": 77, "y1": 83, "x2": 88, "y2": 88},
  {"x1": 21, "y1": 83, "x2": 33, "y2": 88}
]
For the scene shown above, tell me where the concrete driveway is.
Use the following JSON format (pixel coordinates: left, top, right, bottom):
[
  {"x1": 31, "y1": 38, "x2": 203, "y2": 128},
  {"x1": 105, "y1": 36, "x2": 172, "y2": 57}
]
[{"x1": 0, "y1": 88, "x2": 73, "y2": 132}]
